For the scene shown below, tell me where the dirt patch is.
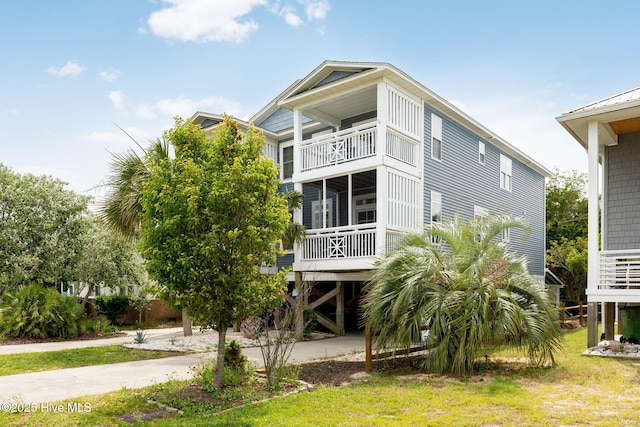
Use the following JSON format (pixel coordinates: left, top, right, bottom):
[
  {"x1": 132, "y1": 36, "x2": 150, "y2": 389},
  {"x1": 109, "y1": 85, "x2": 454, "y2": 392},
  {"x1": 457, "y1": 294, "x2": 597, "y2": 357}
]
[
  {"x1": 0, "y1": 332, "x2": 126, "y2": 345},
  {"x1": 297, "y1": 355, "x2": 421, "y2": 386}
]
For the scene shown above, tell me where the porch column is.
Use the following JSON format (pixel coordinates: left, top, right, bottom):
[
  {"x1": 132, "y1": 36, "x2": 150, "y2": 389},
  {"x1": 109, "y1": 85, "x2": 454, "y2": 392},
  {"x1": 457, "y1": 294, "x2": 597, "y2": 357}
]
[
  {"x1": 293, "y1": 110, "x2": 303, "y2": 263},
  {"x1": 294, "y1": 271, "x2": 304, "y2": 341},
  {"x1": 376, "y1": 166, "x2": 388, "y2": 255},
  {"x1": 376, "y1": 82, "x2": 388, "y2": 162},
  {"x1": 336, "y1": 281, "x2": 345, "y2": 335},
  {"x1": 586, "y1": 120, "x2": 600, "y2": 348}
]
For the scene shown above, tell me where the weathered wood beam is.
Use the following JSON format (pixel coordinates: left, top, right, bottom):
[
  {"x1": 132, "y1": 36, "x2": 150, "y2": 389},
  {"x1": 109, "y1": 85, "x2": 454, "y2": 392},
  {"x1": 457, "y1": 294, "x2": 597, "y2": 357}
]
[
  {"x1": 315, "y1": 311, "x2": 339, "y2": 334},
  {"x1": 336, "y1": 281, "x2": 344, "y2": 336},
  {"x1": 309, "y1": 287, "x2": 340, "y2": 310}
]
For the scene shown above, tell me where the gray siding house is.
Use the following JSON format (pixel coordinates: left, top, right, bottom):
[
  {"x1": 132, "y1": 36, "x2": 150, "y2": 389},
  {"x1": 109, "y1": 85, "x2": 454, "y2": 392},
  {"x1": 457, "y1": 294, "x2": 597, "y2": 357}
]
[
  {"x1": 557, "y1": 88, "x2": 640, "y2": 347},
  {"x1": 193, "y1": 61, "x2": 550, "y2": 334}
]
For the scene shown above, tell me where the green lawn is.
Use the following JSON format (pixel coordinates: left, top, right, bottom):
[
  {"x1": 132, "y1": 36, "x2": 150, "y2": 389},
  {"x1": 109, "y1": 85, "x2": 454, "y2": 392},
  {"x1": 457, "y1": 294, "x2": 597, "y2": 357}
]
[
  {"x1": 3, "y1": 327, "x2": 640, "y2": 426},
  {"x1": 0, "y1": 346, "x2": 181, "y2": 376}
]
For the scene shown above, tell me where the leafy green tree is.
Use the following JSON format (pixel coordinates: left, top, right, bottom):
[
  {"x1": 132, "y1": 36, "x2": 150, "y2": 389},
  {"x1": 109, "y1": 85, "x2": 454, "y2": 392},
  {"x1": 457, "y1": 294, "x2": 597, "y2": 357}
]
[
  {"x1": 76, "y1": 218, "x2": 146, "y2": 308},
  {"x1": 546, "y1": 170, "x2": 589, "y2": 301},
  {"x1": 140, "y1": 116, "x2": 290, "y2": 389},
  {"x1": 547, "y1": 237, "x2": 588, "y2": 302},
  {"x1": 546, "y1": 170, "x2": 588, "y2": 248},
  {"x1": 361, "y1": 215, "x2": 563, "y2": 375},
  {"x1": 0, "y1": 164, "x2": 89, "y2": 295}
]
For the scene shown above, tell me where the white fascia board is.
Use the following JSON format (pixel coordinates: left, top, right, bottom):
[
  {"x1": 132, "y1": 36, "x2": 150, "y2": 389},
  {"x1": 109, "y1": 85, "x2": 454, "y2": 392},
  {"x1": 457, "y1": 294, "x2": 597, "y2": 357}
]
[
  {"x1": 192, "y1": 111, "x2": 278, "y2": 139},
  {"x1": 278, "y1": 67, "x2": 384, "y2": 109},
  {"x1": 380, "y1": 65, "x2": 552, "y2": 177}
]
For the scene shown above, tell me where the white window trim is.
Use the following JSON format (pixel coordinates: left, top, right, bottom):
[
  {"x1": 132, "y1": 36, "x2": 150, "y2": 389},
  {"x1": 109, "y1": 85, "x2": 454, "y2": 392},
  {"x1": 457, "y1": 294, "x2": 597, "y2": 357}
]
[
  {"x1": 352, "y1": 193, "x2": 377, "y2": 225},
  {"x1": 280, "y1": 141, "x2": 294, "y2": 182},
  {"x1": 430, "y1": 191, "x2": 442, "y2": 224},
  {"x1": 430, "y1": 191, "x2": 442, "y2": 243},
  {"x1": 500, "y1": 154, "x2": 512, "y2": 192},
  {"x1": 502, "y1": 228, "x2": 511, "y2": 243},
  {"x1": 431, "y1": 114, "x2": 443, "y2": 162},
  {"x1": 478, "y1": 141, "x2": 485, "y2": 165},
  {"x1": 312, "y1": 198, "x2": 333, "y2": 229},
  {"x1": 474, "y1": 205, "x2": 488, "y2": 218}
]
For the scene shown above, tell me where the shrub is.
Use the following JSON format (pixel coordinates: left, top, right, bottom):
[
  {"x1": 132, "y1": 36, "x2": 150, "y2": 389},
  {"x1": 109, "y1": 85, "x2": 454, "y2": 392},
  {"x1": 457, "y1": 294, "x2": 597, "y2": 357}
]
[
  {"x1": 192, "y1": 352, "x2": 252, "y2": 392},
  {"x1": 303, "y1": 308, "x2": 317, "y2": 337},
  {"x1": 79, "y1": 315, "x2": 117, "y2": 335},
  {"x1": 224, "y1": 340, "x2": 247, "y2": 368},
  {"x1": 95, "y1": 294, "x2": 130, "y2": 325},
  {"x1": 0, "y1": 284, "x2": 84, "y2": 339}
]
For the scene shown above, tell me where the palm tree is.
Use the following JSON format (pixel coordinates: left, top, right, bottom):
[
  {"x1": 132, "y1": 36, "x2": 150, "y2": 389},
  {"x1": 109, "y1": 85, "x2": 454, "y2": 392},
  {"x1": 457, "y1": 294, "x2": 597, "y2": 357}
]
[
  {"x1": 360, "y1": 214, "x2": 563, "y2": 375},
  {"x1": 281, "y1": 190, "x2": 306, "y2": 250},
  {"x1": 98, "y1": 135, "x2": 170, "y2": 240}
]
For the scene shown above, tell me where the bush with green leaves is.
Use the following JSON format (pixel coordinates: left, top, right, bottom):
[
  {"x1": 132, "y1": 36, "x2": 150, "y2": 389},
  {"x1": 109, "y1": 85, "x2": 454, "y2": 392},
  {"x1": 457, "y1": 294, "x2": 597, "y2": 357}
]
[
  {"x1": 193, "y1": 350, "x2": 252, "y2": 392},
  {"x1": 95, "y1": 294, "x2": 130, "y2": 325},
  {"x1": 79, "y1": 315, "x2": 117, "y2": 335},
  {"x1": 0, "y1": 284, "x2": 84, "y2": 339},
  {"x1": 303, "y1": 308, "x2": 317, "y2": 337}
]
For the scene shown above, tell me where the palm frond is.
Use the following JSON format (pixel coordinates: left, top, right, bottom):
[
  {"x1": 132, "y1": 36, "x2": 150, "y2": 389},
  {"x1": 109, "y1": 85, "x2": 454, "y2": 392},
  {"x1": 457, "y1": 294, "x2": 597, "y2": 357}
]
[{"x1": 361, "y1": 214, "x2": 563, "y2": 375}]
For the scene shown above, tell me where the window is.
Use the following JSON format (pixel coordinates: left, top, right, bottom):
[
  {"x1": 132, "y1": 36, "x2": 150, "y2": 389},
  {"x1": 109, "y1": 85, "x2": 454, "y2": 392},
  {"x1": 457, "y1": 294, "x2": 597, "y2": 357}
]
[
  {"x1": 431, "y1": 114, "x2": 442, "y2": 161},
  {"x1": 312, "y1": 199, "x2": 333, "y2": 229},
  {"x1": 281, "y1": 144, "x2": 293, "y2": 180},
  {"x1": 474, "y1": 205, "x2": 488, "y2": 218},
  {"x1": 353, "y1": 194, "x2": 377, "y2": 225},
  {"x1": 502, "y1": 228, "x2": 511, "y2": 243},
  {"x1": 500, "y1": 154, "x2": 512, "y2": 191},
  {"x1": 430, "y1": 191, "x2": 442, "y2": 243},
  {"x1": 478, "y1": 141, "x2": 485, "y2": 165}
]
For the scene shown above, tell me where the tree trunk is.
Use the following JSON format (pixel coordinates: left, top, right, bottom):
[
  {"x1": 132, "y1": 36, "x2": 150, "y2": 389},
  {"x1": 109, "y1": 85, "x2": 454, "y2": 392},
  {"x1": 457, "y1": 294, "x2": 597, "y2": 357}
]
[
  {"x1": 212, "y1": 325, "x2": 227, "y2": 390},
  {"x1": 81, "y1": 284, "x2": 96, "y2": 318},
  {"x1": 182, "y1": 310, "x2": 192, "y2": 336}
]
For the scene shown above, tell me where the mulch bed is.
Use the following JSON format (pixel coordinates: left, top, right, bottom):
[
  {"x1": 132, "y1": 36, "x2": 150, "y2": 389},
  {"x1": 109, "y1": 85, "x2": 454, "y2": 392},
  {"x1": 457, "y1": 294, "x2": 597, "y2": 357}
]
[
  {"x1": 297, "y1": 355, "x2": 421, "y2": 386},
  {"x1": 0, "y1": 332, "x2": 126, "y2": 345}
]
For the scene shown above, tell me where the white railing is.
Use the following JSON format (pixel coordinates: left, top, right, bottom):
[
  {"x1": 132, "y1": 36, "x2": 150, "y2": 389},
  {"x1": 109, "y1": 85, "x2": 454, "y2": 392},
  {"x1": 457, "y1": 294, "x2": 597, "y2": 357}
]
[
  {"x1": 300, "y1": 123, "x2": 377, "y2": 171},
  {"x1": 599, "y1": 249, "x2": 640, "y2": 290},
  {"x1": 385, "y1": 128, "x2": 419, "y2": 166},
  {"x1": 301, "y1": 224, "x2": 376, "y2": 260}
]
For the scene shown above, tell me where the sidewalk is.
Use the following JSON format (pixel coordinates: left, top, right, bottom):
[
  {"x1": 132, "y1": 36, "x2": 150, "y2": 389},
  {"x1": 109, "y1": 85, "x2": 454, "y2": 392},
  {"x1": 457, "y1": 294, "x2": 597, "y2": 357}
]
[
  {"x1": 0, "y1": 334, "x2": 365, "y2": 405},
  {"x1": 0, "y1": 328, "x2": 189, "y2": 355}
]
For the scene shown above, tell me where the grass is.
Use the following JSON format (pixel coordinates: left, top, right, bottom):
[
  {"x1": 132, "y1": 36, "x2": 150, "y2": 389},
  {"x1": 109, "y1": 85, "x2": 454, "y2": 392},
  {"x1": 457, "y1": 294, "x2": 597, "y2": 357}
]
[
  {"x1": 0, "y1": 346, "x2": 182, "y2": 376},
  {"x1": 4, "y1": 327, "x2": 640, "y2": 426}
]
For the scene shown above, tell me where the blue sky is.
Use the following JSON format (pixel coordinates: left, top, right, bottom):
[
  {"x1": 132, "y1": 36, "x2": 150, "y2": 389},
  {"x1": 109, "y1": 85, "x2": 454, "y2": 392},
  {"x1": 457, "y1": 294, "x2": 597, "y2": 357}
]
[{"x1": 2, "y1": 0, "x2": 639, "y2": 198}]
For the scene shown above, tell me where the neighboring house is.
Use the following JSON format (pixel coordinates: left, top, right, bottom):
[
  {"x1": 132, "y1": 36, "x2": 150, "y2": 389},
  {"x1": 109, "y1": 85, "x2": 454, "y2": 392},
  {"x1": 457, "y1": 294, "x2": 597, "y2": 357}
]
[
  {"x1": 557, "y1": 87, "x2": 640, "y2": 347},
  {"x1": 193, "y1": 61, "x2": 550, "y2": 335}
]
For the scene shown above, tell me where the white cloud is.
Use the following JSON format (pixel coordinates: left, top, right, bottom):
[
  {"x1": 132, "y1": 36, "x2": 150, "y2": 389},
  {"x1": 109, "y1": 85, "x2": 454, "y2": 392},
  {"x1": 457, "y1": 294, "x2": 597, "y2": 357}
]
[
  {"x1": 135, "y1": 95, "x2": 243, "y2": 120},
  {"x1": 147, "y1": 0, "x2": 267, "y2": 43},
  {"x1": 107, "y1": 90, "x2": 126, "y2": 110},
  {"x1": 87, "y1": 126, "x2": 144, "y2": 148},
  {"x1": 4, "y1": 109, "x2": 20, "y2": 117},
  {"x1": 284, "y1": 11, "x2": 303, "y2": 26},
  {"x1": 301, "y1": 0, "x2": 330, "y2": 21},
  {"x1": 98, "y1": 69, "x2": 121, "y2": 82},
  {"x1": 47, "y1": 60, "x2": 86, "y2": 78},
  {"x1": 269, "y1": 1, "x2": 329, "y2": 27}
]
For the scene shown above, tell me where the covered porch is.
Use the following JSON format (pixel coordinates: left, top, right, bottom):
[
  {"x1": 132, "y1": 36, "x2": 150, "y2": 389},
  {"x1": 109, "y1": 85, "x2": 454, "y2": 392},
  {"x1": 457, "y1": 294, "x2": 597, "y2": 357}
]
[{"x1": 557, "y1": 87, "x2": 640, "y2": 347}]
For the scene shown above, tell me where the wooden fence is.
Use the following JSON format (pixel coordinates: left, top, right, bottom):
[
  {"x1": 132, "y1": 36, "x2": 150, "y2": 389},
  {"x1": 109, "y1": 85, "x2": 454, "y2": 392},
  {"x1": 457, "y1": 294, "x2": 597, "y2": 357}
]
[{"x1": 558, "y1": 301, "x2": 595, "y2": 326}]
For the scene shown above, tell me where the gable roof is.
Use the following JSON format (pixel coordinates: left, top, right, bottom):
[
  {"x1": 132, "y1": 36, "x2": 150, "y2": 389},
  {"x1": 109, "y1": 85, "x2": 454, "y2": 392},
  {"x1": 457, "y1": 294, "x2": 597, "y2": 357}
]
[
  {"x1": 557, "y1": 87, "x2": 640, "y2": 149},
  {"x1": 275, "y1": 60, "x2": 551, "y2": 176}
]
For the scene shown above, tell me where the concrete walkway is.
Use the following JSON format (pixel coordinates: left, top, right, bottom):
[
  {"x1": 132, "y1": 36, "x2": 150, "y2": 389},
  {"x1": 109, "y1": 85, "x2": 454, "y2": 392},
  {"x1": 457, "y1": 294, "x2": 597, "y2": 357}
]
[
  {"x1": 0, "y1": 327, "x2": 189, "y2": 354},
  {"x1": 0, "y1": 333, "x2": 365, "y2": 405}
]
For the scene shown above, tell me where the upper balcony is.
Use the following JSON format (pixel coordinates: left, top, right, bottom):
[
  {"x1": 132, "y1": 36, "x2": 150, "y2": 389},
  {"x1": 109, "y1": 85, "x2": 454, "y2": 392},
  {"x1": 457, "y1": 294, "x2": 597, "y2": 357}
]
[{"x1": 299, "y1": 122, "x2": 420, "y2": 176}]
